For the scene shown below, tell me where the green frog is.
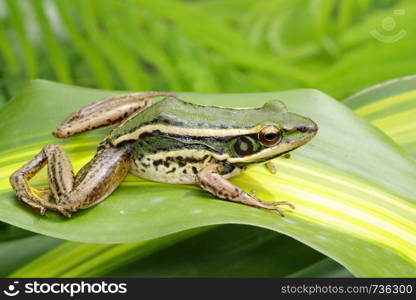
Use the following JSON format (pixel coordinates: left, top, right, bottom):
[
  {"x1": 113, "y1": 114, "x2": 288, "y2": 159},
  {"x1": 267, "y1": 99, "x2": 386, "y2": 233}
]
[{"x1": 10, "y1": 92, "x2": 318, "y2": 218}]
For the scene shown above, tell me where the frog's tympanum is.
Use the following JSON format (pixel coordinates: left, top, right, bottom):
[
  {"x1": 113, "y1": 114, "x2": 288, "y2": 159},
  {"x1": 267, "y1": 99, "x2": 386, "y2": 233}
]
[{"x1": 10, "y1": 92, "x2": 318, "y2": 217}]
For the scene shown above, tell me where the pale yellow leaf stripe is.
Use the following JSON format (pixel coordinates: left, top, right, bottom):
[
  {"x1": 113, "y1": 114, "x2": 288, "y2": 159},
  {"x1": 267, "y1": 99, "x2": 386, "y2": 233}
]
[
  {"x1": 354, "y1": 90, "x2": 416, "y2": 117},
  {"x1": 353, "y1": 89, "x2": 416, "y2": 148},
  {"x1": 371, "y1": 109, "x2": 416, "y2": 144}
]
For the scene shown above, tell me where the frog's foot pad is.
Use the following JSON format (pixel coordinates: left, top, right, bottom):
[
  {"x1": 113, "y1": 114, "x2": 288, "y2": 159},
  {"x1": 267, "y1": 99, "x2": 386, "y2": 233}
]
[{"x1": 265, "y1": 161, "x2": 277, "y2": 174}]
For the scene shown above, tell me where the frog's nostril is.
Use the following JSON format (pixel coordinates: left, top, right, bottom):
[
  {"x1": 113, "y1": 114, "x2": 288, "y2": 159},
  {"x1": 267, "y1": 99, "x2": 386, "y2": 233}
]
[{"x1": 296, "y1": 126, "x2": 309, "y2": 133}]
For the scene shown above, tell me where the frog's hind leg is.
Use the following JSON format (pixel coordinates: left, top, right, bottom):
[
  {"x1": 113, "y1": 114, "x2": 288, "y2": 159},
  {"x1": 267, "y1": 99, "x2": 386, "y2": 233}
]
[
  {"x1": 53, "y1": 92, "x2": 176, "y2": 138},
  {"x1": 196, "y1": 165, "x2": 294, "y2": 217},
  {"x1": 10, "y1": 143, "x2": 131, "y2": 217}
]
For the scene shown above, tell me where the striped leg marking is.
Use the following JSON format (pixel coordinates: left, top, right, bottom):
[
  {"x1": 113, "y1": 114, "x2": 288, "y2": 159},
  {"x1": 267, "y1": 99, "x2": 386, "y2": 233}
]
[
  {"x1": 10, "y1": 143, "x2": 131, "y2": 217},
  {"x1": 196, "y1": 165, "x2": 294, "y2": 217},
  {"x1": 53, "y1": 92, "x2": 176, "y2": 138}
]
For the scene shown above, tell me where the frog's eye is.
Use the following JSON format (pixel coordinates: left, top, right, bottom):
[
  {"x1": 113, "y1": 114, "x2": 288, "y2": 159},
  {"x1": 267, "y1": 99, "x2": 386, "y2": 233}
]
[
  {"x1": 234, "y1": 137, "x2": 254, "y2": 157},
  {"x1": 258, "y1": 126, "x2": 281, "y2": 146}
]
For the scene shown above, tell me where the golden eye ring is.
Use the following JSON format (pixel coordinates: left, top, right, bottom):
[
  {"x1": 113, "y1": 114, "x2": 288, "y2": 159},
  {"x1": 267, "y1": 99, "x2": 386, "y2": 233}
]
[{"x1": 258, "y1": 126, "x2": 281, "y2": 146}]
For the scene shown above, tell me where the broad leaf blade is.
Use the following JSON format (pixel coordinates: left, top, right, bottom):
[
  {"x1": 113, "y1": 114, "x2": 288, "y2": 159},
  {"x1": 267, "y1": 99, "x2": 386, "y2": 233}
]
[
  {"x1": 0, "y1": 235, "x2": 62, "y2": 277},
  {"x1": 104, "y1": 225, "x2": 349, "y2": 278},
  {"x1": 344, "y1": 75, "x2": 416, "y2": 156},
  {"x1": 0, "y1": 80, "x2": 415, "y2": 277},
  {"x1": 11, "y1": 225, "x2": 343, "y2": 278}
]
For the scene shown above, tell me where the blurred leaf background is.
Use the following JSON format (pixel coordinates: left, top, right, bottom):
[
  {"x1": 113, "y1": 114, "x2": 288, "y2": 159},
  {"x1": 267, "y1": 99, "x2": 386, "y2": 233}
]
[{"x1": 0, "y1": 0, "x2": 415, "y2": 277}]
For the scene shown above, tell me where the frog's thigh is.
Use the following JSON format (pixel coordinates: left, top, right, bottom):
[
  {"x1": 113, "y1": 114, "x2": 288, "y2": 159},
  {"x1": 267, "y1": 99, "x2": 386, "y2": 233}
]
[
  {"x1": 68, "y1": 145, "x2": 131, "y2": 211},
  {"x1": 44, "y1": 145, "x2": 75, "y2": 202},
  {"x1": 53, "y1": 92, "x2": 176, "y2": 138},
  {"x1": 196, "y1": 165, "x2": 294, "y2": 217},
  {"x1": 10, "y1": 144, "x2": 131, "y2": 217}
]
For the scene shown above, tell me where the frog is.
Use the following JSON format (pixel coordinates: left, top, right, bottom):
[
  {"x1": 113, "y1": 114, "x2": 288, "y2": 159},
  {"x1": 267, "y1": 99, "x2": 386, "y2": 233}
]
[{"x1": 10, "y1": 92, "x2": 318, "y2": 218}]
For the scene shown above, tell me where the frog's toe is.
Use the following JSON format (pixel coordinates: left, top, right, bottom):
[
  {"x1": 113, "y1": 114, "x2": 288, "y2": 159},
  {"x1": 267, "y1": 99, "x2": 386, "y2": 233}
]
[
  {"x1": 39, "y1": 207, "x2": 46, "y2": 216},
  {"x1": 266, "y1": 206, "x2": 285, "y2": 217},
  {"x1": 258, "y1": 199, "x2": 295, "y2": 209},
  {"x1": 273, "y1": 201, "x2": 295, "y2": 210},
  {"x1": 256, "y1": 199, "x2": 295, "y2": 217},
  {"x1": 19, "y1": 195, "x2": 48, "y2": 215},
  {"x1": 38, "y1": 205, "x2": 71, "y2": 218},
  {"x1": 17, "y1": 192, "x2": 72, "y2": 218},
  {"x1": 265, "y1": 161, "x2": 277, "y2": 174},
  {"x1": 57, "y1": 207, "x2": 72, "y2": 218}
]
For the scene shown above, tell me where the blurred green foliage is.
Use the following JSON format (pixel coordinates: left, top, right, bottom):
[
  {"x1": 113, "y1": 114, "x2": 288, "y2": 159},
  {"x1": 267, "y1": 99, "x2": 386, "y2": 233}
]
[{"x1": 1, "y1": 0, "x2": 415, "y2": 104}]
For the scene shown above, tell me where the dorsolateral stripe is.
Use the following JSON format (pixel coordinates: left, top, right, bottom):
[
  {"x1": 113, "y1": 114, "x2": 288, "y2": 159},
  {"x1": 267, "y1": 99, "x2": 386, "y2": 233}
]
[{"x1": 111, "y1": 124, "x2": 259, "y2": 145}]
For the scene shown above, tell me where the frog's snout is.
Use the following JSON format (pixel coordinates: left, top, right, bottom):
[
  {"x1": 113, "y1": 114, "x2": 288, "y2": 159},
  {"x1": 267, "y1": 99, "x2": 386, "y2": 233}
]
[{"x1": 295, "y1": 119, "x2": 318, "y2": 135}]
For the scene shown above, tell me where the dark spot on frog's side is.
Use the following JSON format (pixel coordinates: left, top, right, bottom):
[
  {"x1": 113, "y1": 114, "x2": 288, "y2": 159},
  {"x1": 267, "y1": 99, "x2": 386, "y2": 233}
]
[
  {"x1": 153, "y1": 159, "x2": 164, "y2": 167},
  {"x1": 141, "y1": 162, "x2": 150, "y2": 168},
  {"x1": 166, "y1": 167, "x2": 176, "y2": 174}
]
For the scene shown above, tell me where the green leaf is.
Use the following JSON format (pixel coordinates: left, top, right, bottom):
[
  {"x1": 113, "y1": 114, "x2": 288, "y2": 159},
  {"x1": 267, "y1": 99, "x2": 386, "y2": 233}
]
[
  {"x1": 1, "y1": 80, "x2": 416, "y2": 277},
  {"x1": 287, "y1": 257, "x2": 353, "y2": 278},
  {"x1": 11, "y1": 224, "x2": 347, "y2": 278},
  {"x1": 0, "y1": 222, "x2": 34, "y2": 242},
  {"x1": 105, "y1": 225, "x2": 350, "y2": 278},
  {"x1": 344, "y1": 75, "x2": 416, "y2": 157},
  {"x1": 9, "y1": 227, "x2": 207, "y2": 277},
  {"x1": 0, "y1": 235, "x2": 62, "y2": 277}
]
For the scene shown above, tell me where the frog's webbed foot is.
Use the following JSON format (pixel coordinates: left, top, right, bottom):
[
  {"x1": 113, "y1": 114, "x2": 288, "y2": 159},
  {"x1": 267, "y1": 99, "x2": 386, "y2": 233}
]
[
  {"x1": 10, "y1": 143, "x2": 131, "y2": 218},
  {"x1": 257, "y1": 199, "x2": 295, "y2": 212},
  {"x1": 196, "y1": 165, "x2": 295, "y2": 217},
  {"x1": 53, "y1": 92, "x2": 176, "y2": 138}
]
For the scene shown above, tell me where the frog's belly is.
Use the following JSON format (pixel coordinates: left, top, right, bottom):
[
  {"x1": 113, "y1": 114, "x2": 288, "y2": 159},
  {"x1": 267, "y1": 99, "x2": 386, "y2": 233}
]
[{"x1": 129, "y1": 150, "x2": 240, "y2": 184}]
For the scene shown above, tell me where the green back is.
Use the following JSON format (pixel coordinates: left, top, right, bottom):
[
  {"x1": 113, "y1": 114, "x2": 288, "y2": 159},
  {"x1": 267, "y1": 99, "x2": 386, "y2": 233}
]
[{"x1": 109, "y1": 97, "x2": 289, "y2": 141}]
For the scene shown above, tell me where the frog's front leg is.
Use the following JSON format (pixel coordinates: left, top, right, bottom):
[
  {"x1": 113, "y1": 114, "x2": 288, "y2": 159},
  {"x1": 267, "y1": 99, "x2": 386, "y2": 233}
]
[
  {"x1": 196, "y1": 165, "x2": 294, "y2": 217},
  {"x1": 10, "y1": 142, "x2": 131, "y2": 217}
]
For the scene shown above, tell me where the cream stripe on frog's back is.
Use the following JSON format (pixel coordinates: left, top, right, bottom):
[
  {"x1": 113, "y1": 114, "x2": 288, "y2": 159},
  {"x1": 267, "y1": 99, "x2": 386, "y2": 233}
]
[
  {"x1": 111, "y1": 124, "x2": 258, "y2": 146},
  {"x1": 130, "y1": 149, "x2": 241, "y2": 184}
]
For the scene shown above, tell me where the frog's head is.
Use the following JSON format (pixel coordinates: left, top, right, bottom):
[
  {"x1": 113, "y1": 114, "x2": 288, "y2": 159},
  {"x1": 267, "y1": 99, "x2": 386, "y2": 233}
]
[{"x1": 225, "y1": 100, "x2": 318, "y2": 164}]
